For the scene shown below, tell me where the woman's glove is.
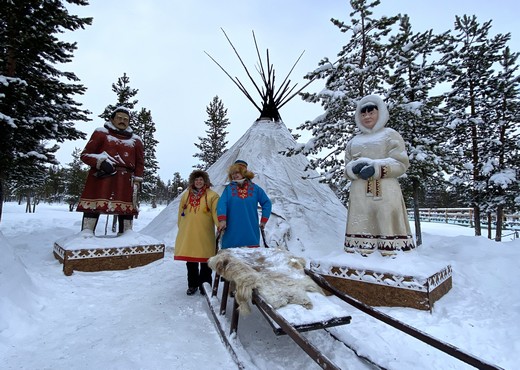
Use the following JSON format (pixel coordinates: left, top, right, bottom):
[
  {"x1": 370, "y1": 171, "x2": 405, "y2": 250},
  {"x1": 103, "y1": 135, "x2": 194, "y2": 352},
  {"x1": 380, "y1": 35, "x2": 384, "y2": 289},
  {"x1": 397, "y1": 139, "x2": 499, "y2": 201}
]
[
  {"x1": 352, "y1": 162, "x2": 368, "y2": 174},
  {"x1": 359, "y1": 165, "x2": 375, "y2": 180}
]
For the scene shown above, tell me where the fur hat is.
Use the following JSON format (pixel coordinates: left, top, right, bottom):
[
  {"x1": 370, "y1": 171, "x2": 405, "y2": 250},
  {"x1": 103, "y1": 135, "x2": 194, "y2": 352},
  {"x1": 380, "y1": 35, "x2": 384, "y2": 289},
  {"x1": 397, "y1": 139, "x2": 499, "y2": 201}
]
[
  {"x1": 110, "y1": 106, "x2": 132, "y2": 119},
  {"x1": 354, "y1": 95, "x2": 389, "y2": 134},
  {"x1": 188, "y1": 170, "x2": 212, "y2": 187},
  {"x1": 228, "y1": 160, "x2": 254, "y2": 181}
]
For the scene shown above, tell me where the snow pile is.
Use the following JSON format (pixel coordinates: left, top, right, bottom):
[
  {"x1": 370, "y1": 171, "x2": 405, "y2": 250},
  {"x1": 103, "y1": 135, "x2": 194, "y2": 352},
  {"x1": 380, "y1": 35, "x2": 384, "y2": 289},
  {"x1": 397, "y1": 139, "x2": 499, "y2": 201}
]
[{"x1": 0, "y1": 233, "x2": 40, "y2": 339}]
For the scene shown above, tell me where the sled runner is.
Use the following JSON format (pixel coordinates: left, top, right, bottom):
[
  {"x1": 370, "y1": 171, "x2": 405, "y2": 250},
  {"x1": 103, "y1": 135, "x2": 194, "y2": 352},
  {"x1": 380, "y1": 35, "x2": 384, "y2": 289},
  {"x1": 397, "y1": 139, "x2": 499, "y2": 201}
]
[
  {"x1": 204, "y1": 248, "x2": 352, "y2": 370},
  {"x1": 208, "y1": 276, "x2": 352, "y2": 336}
]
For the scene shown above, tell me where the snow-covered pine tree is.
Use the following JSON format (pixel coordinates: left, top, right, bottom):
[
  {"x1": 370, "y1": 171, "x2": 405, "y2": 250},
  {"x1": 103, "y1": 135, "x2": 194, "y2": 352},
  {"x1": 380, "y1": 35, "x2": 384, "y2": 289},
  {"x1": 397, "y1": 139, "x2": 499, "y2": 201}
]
[
  {"x1": 7, "y1": 157, "x2": 48, "y2": 213},
  {"x1": 440, "y1": 15, "x2": 511, "y2": 236},
  {"x1": 64, "y1": 148, "x2": 88, "y2": 211},
  {"x1": 133, "y1": 108, "x2": 160, "y2": 205},
  {"x1": 0, "y1": 0, "x2": 92, "y2": 221},
  {"x1": 152, "y1": 176, "x2": 170, "y2": 205},
  {"x1": 385, "y1": 15, "x2": 452, "y2": 245},
  {"x1": 169, "y1": 172, "x2": 187, "y2": 202},
  {"x1": 193, "y1": 96, "x2": 230, "y2": 170},
  {"x1": 100, "y1": 73, "x2": 139, "y2": 121},
  {"x1": 479, "y1": 46, "x2": 520, "y2": 241},
  {"x1": 292, "y1": 0, "x2": 399, "y2": 201},
  {"x1": 42, "y1": 165, "x2": 66, "y2": 203}
]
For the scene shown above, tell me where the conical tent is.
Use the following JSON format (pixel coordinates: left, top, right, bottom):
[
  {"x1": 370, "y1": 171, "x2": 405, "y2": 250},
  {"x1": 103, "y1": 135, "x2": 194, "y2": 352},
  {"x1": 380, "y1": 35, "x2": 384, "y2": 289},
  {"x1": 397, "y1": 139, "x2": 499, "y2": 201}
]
[
  {"x1": 142, "y1": 118, "x2": 347, "y2": 257},
  {"x1": 142, "y1": 31, "x2": 347, "y2": 257}
]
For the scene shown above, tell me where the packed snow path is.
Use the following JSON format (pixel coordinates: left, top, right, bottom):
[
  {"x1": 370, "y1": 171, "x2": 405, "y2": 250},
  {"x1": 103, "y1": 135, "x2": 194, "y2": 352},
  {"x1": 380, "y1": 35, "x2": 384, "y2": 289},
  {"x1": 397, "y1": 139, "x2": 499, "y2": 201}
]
[{"x1": 2, "y1": 203, "x2": 518, "y2": 369}]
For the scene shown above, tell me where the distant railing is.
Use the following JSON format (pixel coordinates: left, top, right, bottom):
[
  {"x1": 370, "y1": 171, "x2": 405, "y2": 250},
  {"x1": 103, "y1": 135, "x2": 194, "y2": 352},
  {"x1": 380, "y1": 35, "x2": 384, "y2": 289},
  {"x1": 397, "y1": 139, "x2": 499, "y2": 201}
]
[{"x1": 407, "y1": 208, "x2": 520, "y2": 236}]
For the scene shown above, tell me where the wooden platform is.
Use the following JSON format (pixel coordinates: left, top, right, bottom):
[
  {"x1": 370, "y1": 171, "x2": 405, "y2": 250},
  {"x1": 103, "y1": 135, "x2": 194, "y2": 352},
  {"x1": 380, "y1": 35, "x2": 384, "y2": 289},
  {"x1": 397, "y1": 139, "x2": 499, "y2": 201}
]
[
  {"x1": 310, "y1": 254, "x2": 452, "y2": 311},
  {"x1": 53, "y1": 232, "x2": 165, "y2": 276}
]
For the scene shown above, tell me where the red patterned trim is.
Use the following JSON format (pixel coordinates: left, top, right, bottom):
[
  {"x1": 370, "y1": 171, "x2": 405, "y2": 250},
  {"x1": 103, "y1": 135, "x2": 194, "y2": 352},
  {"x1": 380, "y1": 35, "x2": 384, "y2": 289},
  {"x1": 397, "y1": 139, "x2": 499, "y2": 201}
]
[
  {"x1": 380, "y1": 165, "x2": 388, "y2": 179},
  {"x1": 231, "y1": 181, "x2": 254, "y2": 199},
  {"x1": 174, "y1": 256, "x2": 210, "y2": 262}
]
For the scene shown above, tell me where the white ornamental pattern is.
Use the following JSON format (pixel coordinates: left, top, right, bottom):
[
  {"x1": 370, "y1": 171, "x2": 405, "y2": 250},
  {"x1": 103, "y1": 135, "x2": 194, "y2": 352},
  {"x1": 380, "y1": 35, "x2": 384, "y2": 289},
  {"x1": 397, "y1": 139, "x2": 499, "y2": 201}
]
[
  {"x1": 53, "y1": 243, "x2": 164, "y2": 260},
  {"x1": 310, "y1": 262, "x2": 452, "y2": 293}
]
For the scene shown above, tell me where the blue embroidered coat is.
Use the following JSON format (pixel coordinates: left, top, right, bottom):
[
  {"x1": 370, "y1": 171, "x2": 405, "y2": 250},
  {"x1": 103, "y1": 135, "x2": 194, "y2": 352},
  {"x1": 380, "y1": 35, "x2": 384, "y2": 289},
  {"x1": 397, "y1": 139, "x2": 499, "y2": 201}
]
[{"x1": 217, "y1": 180, "x2": 272, "y2": 248}]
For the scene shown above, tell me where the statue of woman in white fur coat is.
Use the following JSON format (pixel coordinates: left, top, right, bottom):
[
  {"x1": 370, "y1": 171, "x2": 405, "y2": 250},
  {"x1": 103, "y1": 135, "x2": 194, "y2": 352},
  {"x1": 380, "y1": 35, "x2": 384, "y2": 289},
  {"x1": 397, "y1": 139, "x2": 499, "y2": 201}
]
[{"x1": 343, "y1": 94, "x2": 415, "y2": 256}]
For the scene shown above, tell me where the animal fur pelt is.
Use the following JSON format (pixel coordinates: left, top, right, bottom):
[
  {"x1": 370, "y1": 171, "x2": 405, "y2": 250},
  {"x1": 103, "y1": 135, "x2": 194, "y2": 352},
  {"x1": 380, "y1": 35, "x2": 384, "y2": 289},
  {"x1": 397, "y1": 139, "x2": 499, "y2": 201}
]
[{"x1": 207, "y1": 248, "x2": 324, "y2": 314}]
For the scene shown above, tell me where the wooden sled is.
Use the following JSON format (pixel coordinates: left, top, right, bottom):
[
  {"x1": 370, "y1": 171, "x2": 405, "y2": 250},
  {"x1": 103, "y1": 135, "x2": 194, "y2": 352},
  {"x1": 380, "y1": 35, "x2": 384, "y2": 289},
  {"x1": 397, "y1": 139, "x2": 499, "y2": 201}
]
[{"x1": 204, "y1": 271, "x2": 352, "y2": 370}]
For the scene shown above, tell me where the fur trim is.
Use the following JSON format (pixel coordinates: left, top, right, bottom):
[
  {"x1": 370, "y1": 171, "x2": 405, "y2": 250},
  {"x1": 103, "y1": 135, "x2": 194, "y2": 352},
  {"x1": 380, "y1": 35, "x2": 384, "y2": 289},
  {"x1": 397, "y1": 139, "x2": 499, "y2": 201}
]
[
  {"x1": 104, "y1": 122, "x2": 133, "y2": 136},
  {"x1": 189, "y1": 170, "x2": 212, "y2": 187},
  {"x1": 227, "y1": 163, "x2": 255, "y2": 181},
  {"x1": 354, "y1": 94, "x2": 389, "y2": 134}
]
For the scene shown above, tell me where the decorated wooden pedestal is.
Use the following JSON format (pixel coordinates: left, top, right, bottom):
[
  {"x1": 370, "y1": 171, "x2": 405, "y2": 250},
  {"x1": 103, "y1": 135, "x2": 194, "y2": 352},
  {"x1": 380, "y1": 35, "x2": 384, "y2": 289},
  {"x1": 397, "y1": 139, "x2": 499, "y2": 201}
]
[
  {"x1": 53, "y1": 231, "x2": 165, "y2": 276},
  {"x1": 309, "y1": 254, "x2": 452, "y2": 311}
]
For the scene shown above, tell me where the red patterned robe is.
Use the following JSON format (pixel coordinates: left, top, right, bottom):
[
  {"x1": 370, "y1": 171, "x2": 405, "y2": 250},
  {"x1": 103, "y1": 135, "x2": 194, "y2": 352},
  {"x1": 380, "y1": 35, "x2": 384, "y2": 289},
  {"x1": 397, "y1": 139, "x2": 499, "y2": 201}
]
[{"x1": 76, "y1": 123, "x2": 144, "y2": 216}]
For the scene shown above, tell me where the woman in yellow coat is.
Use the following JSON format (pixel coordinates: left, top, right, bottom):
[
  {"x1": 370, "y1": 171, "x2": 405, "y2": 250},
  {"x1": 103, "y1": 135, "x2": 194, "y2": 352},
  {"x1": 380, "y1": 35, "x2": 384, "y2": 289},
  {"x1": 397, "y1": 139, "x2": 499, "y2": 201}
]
[{"x1": 174, "y1": 170, "x2": 219, "y2": 295}]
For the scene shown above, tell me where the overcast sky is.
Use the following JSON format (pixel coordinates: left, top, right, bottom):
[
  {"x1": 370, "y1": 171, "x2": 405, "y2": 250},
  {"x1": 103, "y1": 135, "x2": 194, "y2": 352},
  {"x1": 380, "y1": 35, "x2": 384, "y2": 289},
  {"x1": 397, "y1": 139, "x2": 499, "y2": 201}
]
[{"x1": 57, "y1": 0, "x2": 520, "y2": 181}]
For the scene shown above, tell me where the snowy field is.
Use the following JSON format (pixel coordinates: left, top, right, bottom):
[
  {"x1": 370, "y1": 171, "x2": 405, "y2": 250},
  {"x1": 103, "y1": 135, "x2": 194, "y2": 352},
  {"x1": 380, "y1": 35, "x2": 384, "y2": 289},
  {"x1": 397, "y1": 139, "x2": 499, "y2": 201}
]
[{"x1": 1, "y1": 201, "x2": 519, "y2": 370}]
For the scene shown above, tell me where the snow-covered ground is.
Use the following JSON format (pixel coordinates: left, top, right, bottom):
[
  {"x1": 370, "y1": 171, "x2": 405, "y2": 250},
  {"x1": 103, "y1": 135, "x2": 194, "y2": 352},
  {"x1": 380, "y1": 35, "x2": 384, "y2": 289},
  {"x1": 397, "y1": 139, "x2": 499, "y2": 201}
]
[{"x1": 1, "y1": 202, "x2": 518, "y2": 369}]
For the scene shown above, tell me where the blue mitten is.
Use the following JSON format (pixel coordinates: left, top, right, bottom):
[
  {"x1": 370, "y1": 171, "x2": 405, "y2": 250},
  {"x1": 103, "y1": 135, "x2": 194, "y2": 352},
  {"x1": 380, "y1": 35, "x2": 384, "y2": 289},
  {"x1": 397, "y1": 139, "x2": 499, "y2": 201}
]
[
  {"x1": 359, "y1": 165, "x2": 375, "y2": 180},
  {"x1": 352, "y1": 162, "x2": 368, "y2": 174}
]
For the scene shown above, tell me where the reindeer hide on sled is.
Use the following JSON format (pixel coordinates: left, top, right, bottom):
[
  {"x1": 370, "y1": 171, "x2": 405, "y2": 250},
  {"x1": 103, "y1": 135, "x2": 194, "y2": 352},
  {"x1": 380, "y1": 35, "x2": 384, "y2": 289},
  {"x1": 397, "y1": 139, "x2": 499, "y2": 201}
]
[{"x1": 208, "y1": 248, "x2": 324, "y2": 314}]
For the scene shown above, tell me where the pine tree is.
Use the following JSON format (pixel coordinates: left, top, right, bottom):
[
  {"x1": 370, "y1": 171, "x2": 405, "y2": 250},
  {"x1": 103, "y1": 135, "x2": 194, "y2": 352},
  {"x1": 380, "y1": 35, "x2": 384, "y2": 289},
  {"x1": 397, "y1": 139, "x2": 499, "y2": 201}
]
[
  {"x1": 440, "y1": 15, "x2": 511, "y2": 236},
  {"x1": 170, "y1": 172, "x2": 187, "y2": 202},
  {"x1": 0, "y1": 0, "x2": 92, "y2": 221},
  {"x1": 133, "y1": 108, "x2": 159, "y2": 204},
  {"x1": 153, "y1": 176, "x2": 169, "y2": 205},
  {"x1": 193, "y1": 96, "x2": 230, "y2": 170},
  {"x1": 64, "y1": 147, "x2": 88, "y2": 211},
  {"x1": 291, "y1": 0, "x2": 399, "y2": 199},
  {"x1": 100, "y1": 73, "x2": 139, "y2": 120},
  {"x1": 43, "y1": 165, "x2": 66, "y2": 203},
  {"x1": 7, "y1": 157, "x2": 48, "y2": 213},
  {"x1": 385, "y1": 15, "x2": 451, "y2": 245},
  {"x1": 479, "y1": 46, "x2": 520, "y2": 241}
]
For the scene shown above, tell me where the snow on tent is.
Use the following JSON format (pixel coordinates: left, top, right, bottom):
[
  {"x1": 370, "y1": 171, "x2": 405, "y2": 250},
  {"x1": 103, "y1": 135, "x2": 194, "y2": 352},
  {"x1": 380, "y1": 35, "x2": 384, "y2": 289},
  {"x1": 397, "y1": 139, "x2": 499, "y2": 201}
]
[{"x1": 142, "y1": 30, "x2": 347, "y2": 258}]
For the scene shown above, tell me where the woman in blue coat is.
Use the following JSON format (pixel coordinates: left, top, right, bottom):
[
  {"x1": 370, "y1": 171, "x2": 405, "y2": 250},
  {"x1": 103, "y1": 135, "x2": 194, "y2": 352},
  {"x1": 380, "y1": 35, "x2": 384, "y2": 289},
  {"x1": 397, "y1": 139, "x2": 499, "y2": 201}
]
[{"x1": 217, "y1": 160, "x2": 272, "y2": 248}]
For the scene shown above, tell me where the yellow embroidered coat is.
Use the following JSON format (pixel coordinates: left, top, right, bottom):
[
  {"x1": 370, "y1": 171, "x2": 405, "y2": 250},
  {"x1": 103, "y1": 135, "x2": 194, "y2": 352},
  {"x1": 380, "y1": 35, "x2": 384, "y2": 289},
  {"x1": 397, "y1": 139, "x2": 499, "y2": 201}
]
[{"x1": 174, "y1": 187, "x2": 219, "y2": 262}]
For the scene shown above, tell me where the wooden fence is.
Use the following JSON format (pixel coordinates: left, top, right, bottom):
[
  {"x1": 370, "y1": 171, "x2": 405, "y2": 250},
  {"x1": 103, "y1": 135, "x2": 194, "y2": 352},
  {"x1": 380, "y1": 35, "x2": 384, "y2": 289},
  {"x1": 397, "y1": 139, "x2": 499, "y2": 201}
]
[{"x1": 407, "y1": 208, "x2": 520, "y2": 237}]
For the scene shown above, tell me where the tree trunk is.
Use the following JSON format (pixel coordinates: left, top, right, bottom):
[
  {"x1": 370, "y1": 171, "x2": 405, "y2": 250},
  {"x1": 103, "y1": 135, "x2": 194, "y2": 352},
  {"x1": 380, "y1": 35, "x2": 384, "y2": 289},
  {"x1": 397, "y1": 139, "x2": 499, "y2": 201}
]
[
  {"x1": 495, "y1": 206, "x2": 503, "y2": 242},
  {"x1": 25, "y1": 195, "x2": 31, "y2": 213},
  {"x1": 412, "y1": 179, "x2": 422, "y2": 246},
  {"x1": 0, "y1": 178, "x2": 4, "y2": 223},
  {"x1": 473, "y1": 205, "x2": 481, "y2": 236},
  {"x1": 487, "y1": 213, "x2": 492, "y2": 239}
]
